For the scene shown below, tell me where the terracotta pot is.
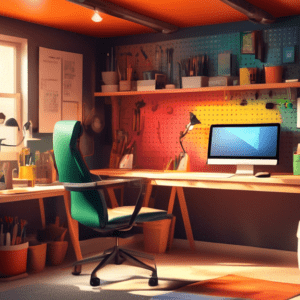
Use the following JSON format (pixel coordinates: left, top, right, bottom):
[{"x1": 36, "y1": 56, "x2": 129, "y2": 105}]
[
  {"x1": 27, "y1": 243, "x2": 47, "y2": 273},
  {"x1": 265, "y1": 66, "x2": 283, "y2": 83},
  {"x1": 101, "y1": 71, "x2": 118, "y2": 85},
  {"x1": 47, "y1": 241, "x2": 68, "y2": 266},
  {"x1": 0, "y1": 242, "x2": 29, "y2": 276},
  {"x1": 143, "y1": 219, "x2": 171, "y2": 253}
]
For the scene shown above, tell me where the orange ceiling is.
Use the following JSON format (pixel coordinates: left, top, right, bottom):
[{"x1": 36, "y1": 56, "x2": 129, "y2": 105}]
[{"x1": 0, "y1": 0, "x2": 300, "y2": 38}]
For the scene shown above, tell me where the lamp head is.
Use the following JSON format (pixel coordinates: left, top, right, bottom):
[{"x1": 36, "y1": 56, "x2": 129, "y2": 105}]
[
  {"x1": 5, "y1": 118, "x2": 20, "y2": 131},
  {"x1": 190, "y1": 112, "x2": 201, "y2": 126},
  {"x1": 23, "y1": 121, "x2": 31, "y2": 131}
]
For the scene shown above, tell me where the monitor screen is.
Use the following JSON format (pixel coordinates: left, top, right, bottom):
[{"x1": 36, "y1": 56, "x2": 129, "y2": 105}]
[{"x1": 207, "y1": 123, "x2": 280, "y2": 174}]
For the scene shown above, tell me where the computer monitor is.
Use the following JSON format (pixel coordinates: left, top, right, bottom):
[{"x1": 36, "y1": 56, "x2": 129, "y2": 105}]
[{"x1": 207, "y1": 123, "x2": 280, "y2": 176}]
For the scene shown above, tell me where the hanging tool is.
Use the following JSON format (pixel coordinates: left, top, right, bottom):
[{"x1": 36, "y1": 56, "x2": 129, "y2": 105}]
[
  {"x1": 155, "y1": 45, "x2": 160, "y2": 71},
  {"x1": 106, "y1": 52, "x2": 110, "y2": 72},
  {"x1": 177, "y1": 61, "x2": 182, "y2": 88},
  {"x1": 134, "y1": 100, "x2": 146, "y2": 133},
  {"x1": 166, "y1": 48, "x2": 174, "y2": 84},
  {"x1": 157, "y1": 121, "x2": 162, "y2": 143}
]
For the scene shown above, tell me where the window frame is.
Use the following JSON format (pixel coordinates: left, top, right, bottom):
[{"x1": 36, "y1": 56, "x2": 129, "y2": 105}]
[{"x1": 0, "y1": 34, "x2": 28, "y2": 156}]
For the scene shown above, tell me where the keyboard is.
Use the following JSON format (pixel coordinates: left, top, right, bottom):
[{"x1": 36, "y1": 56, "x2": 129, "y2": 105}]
[{"x1": 196, "y1": 172, "x2": 234, "y2": 179}]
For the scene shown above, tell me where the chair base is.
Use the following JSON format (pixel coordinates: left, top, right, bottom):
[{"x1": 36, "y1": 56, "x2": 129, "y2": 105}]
[{"x1": 72, "y1": 244, "x2": 158, "y2": 287}]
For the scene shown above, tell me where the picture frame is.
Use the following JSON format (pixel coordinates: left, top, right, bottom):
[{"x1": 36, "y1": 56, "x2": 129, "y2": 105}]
[{"x1": 241, "y1": 31, "x2": 256, "y2": 54}]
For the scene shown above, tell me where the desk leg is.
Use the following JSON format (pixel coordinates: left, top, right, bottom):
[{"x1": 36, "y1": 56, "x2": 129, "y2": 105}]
[
  {"x1": 167, "y1": 187, "x2": 177, "y2": 214},
  {"x1": 38, "y1": 198, "x2": 46, "y2": 229},
  {"x1": 63, "y1": 191, "x2": 83, "y2": 271},
  {"x1": 106, "y1": 187, "x2": 119, "y2": 208},
  {"x1": 176, "y1": 187, "x2": 195, "y2": 251},
  {"x1": 143, "y1": 181, "x2": 153, "y2": 207}
]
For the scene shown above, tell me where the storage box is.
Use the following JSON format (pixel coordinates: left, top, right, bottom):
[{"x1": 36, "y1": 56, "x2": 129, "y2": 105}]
[
  {"x1": 218, "y1": 52, "x2": 231, "y2": 76},
  {"x1": 137, "y1": 80, "x2": 156, "y2": 91},
  {"x1": 182, "y1": 76, "x2": 208, "y2": 89},
  {"x1": 208, "y1": 76, "x2": 239, "y2": 87},
  {"x1": 293, "y1": 153, "x2": 300, "y2": 175}
]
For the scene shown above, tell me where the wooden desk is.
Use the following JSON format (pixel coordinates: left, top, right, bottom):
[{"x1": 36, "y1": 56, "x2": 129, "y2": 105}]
[
  {"x1": 0, "y1": 184, "x2": 82, "y2": 262},
  {"x1": 91, "y1": 169, "x2": 300, "y2": 251}
]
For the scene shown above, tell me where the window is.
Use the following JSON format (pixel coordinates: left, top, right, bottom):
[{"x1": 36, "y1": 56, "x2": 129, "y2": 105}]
[{"x1": 0, "y1": 34, "x2": 28, "y2": 154}]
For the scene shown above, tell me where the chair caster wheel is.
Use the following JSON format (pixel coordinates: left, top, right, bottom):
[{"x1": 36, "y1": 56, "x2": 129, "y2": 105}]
[
  {"x1": 72, "y1": 265, "x2": 82, "y2": 275},
  {"x1": 148, "y1": 277, "x2": 158, "y2": 286},
  {"x1": 72, "y1": 271, "x2": 81, "y2": 276},
  {"x1": 90, "y1": 277, "x2": 101, "y2": 286}
]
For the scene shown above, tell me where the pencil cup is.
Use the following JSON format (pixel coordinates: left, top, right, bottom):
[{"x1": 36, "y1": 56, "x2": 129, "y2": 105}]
[
  {"x1": 19, "y1": 165, "x2": 36, "y2": 180},
  {"x1": 0, "y1": 242, "x2": 29, "y2": 276},
  {"x1": 119, "y1": 80, "x2": 132, "y2": 91}
]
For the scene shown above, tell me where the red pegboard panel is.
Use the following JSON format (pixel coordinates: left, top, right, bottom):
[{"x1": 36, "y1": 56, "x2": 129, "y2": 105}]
[{"x1": 117, "y1": 91, "x2": 283, "y2": 172}]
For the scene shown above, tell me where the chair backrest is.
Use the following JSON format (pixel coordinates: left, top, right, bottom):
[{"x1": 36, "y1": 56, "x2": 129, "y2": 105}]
[{"x1": 53, "y1": 120, "x2": 108, "y2": 229}]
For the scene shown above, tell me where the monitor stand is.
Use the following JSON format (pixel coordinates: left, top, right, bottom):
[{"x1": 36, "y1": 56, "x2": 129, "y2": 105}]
[{"x1": 235, "y1": 165, "x2": 254, "y2": 176}]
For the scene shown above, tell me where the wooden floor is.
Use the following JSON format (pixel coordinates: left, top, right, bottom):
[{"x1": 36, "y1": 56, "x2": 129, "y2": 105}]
[{"x1": 1, "y1": 237, "x2": 300, "y2": 298}]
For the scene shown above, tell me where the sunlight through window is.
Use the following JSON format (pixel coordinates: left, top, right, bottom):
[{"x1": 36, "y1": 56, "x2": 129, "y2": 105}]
[{"x1": 0, "y1": 44, "x2": 16, "y2": 93}]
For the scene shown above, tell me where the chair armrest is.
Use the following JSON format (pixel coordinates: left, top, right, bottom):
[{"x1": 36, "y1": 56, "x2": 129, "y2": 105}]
[
  {"x1": 63, "y1": 178, "x2": 138, "y2": 191},
  {"x1": 128, "y1": 188, "x2": 144, "y2": 227}
]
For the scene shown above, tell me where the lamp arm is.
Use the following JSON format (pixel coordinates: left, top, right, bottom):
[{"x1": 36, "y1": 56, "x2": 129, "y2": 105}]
[
  {"x1": 179, "y1": 137, "x2": 186, "y2": 153},
  {"x1": 179, "y1": 123, "x2": 192, "y2": 154}
]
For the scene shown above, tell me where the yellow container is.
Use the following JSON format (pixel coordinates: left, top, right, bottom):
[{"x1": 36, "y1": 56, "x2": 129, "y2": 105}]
[
  {"x1": 239, "y1": 68, "x2": 251, "y2": 85},
  {"x1": 19, "y1": 165, "x2": 36, "y2": 180}
]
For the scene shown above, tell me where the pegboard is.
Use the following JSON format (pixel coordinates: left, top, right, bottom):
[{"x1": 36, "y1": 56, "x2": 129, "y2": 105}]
[
  {"x1": 115, "y1": 23, "x2": 300, "y2": 173},
  {"x1": 117, "y1": 89, "x2": 299, "y2": 173},
  {"x1": 116, "y1": 32, "x2": 241, "y2": 88}
]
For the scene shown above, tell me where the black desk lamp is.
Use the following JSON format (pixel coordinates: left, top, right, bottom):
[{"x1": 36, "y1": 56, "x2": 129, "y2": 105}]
[{"x1": 177, "y1": 112, "x2": 201, "y2": 171}]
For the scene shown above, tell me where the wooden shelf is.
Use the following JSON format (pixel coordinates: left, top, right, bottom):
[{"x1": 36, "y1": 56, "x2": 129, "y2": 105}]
[{"x1": 95, "y1": 82, "x2": 300, "y2": 97}]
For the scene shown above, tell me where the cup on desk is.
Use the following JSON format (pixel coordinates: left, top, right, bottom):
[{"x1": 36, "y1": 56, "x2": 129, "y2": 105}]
[
  {"x1": 293, "y1": 153, "x2": 300, "y2": 175},
  {"x1": 19, "y1": 165, "x2": 36, "y2": 181}
]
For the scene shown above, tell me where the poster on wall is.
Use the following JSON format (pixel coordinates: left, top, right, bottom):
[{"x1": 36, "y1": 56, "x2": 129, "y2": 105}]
[{"x1": 39, "y1": 47, "x2": 82, "y2": 133}]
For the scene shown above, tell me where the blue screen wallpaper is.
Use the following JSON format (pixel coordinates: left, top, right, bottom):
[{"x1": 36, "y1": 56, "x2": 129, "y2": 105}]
[{"x1": 210, "y1": 126, "x2": 278, "y2": 157}]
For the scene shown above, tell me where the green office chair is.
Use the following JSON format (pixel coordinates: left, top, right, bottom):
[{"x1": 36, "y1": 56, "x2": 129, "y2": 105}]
[{"x1": 53, "y1": 120, "x2": 171, "y2": 287}]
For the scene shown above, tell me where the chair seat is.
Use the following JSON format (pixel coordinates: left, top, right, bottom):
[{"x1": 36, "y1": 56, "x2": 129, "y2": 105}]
[{"x1": 107, "y1": 206, "x2": 167, "y2": 224}]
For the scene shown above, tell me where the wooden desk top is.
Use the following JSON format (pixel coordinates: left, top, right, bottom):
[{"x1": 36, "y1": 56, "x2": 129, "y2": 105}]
[
  {"x1": 0, "y1": 183, "x2": 66, "y2": 203},
  {"x1": 91, "y1": 169, "x2": 300, "y2": 194}
]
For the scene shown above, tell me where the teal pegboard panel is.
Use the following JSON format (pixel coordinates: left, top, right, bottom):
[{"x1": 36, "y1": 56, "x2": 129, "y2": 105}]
[
  {"x1": 116, "y1": 31, "x2": 241, "y2": 88},
  {"x1": 266, "y1": 48, "x2": 282, "y2": 66},
  {"x1": 240, "y1": 54, "x2": 262, "y2": 69}
]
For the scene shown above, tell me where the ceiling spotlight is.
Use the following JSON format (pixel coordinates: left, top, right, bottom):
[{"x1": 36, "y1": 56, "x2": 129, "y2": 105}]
[{"x1": 92, "y1": 10, "x2": 102, "y2": 22}]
